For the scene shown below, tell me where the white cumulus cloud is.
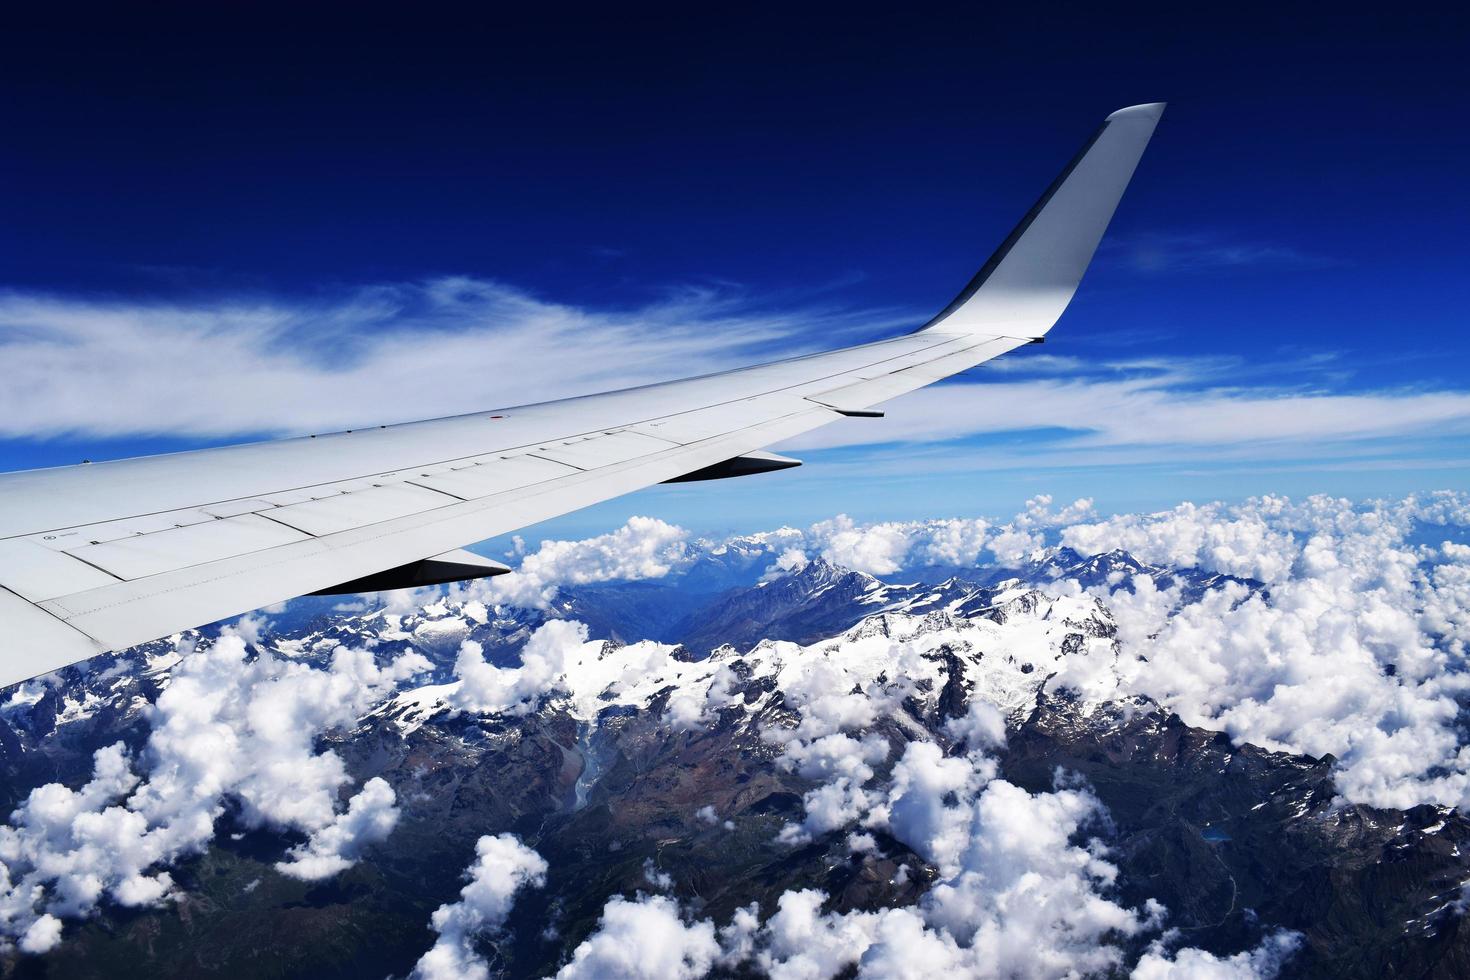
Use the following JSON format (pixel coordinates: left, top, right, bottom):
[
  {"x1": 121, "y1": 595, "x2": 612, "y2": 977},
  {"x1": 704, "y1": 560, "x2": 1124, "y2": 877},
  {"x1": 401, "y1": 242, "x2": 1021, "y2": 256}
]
[
  {"x1": 1070, "y1": 492, "x2": 1470, "y2": 809},
  {"x1": 474, "y1": 516, "x2": 692, "y2": 609},
  {"x1": 410, "y1": 833, "x2": 548, "y2": 980},
  {"x1": 449, "y1": 621, "x2": 590, "y2": 716},
  {"x1": 556, "y1": 893, "x2": 720, "y2": 980},
  {"x1": 0, "y1": 633, "x2": 429, "y2": 952},
  {"x1": 1132, "y1": 931, "x2": 1305, "y2": 979},
  {"x1": 746, "y1": 499, "x2": 1093, "y2": 578}
]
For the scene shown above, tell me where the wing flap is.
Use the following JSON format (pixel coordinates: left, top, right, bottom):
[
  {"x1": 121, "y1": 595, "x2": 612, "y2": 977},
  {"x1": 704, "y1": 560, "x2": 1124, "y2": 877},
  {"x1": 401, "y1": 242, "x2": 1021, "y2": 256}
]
[
  {"x1": 630, "y1": 402, "x2": 774, "y2": 445},
  {"x1": 0, "y1": 588, "x2": 106, "y2": 683},
  {"x1": 842, "y1": 335, "x2": 987, "y2": 380},
  {"x1": 264, "y1": 482, "x2": 460, "y2": 536},
  {"x1": 38, "y1": 507, "x2": 222, "y2": 549},
  {"x1": 805, "y1": 335, "x2": 1029, "y2": 413},
  {"x1": 64, "y1": 513, "x2": 312, "y2": 581},
  {"x1": 529, "y1": 430, "x2": 681, "y2": 470},
  {"x1": 407, "y1": 454, "x2": 580, "y2": 500},
  {"x1": 0, "y1": 538, "x2": 123, "y2": 602}
]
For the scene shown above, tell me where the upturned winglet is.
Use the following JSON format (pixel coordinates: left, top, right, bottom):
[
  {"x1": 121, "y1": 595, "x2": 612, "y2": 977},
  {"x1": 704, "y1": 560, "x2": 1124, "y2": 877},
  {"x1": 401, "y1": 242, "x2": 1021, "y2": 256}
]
[{"x1": 918, "y1": 102, "x2": 1165, "y2": 339}]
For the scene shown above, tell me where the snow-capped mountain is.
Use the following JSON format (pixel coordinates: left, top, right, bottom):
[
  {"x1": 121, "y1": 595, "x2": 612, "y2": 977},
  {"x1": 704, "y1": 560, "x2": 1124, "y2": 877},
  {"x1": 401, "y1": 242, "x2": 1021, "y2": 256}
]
[{"x1": 0, "y1": 540, "x2": 1464, "y2": 978}]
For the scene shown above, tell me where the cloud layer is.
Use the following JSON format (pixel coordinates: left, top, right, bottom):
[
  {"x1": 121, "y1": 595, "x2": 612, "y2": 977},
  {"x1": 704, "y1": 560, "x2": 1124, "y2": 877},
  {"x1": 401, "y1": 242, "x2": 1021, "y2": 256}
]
[
  {"x1": 484, "y1": 517, "x2": 692, "y2": 608},
  {"x1": 783, "y1": 358, "x2": 1470, "y2": 466},
  {"x1": 437, "y1": 492, "x2": 1470, "y2": 814},
  {"x1": 1063, "y1": 492, "x2": 1470, "y2": 810},
  {"x1": 7, "y1": 489, "x2": 1468, "y2": 972},
  {"x1": 0, "y1": 279, "x2": 891, "y2": 439},
  {"x1": 738, "y1": 492, "x2": 1470, "y2": 813},
  {"x1": 3, "y1": 280, "x2": 1466, "y2": 491},
  {"x1": 756, "y1": 495, "x2": 1096, "y2": 574}
]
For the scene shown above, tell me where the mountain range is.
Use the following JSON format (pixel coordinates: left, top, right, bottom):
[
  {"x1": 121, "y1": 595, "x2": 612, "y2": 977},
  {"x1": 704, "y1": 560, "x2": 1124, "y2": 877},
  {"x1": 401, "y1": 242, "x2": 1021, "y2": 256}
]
[{"x1": 0, "y1": 540, "x2": 1464, "y2": 979}]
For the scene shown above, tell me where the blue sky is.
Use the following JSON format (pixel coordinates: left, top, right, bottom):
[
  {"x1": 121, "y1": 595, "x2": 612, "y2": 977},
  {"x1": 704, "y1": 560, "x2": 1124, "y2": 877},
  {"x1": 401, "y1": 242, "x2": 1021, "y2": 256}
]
[{"x1": 1, "y1": 5, "x2": 1467, "y2": 540}]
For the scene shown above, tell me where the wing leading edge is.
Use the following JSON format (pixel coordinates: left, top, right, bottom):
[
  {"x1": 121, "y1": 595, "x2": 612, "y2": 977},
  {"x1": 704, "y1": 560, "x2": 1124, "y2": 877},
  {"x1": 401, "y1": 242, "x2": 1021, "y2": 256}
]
[{"x1": 0, "y1": 103, "x2": 1164, "y2": 687}]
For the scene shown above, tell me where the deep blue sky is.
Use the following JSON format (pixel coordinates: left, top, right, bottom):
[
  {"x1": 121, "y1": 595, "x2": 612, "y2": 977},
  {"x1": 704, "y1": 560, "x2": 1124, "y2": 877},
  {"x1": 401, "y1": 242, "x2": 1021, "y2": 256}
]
[{"x1": 2, "y1": 4, "x2": 1467, "y2": 537}]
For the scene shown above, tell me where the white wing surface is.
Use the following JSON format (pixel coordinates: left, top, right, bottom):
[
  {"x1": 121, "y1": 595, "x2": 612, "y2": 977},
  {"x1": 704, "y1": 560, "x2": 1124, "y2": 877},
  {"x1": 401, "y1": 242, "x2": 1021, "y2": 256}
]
[{"x1": 0, "y1": 103, "x2": 1163, "y2": 687}]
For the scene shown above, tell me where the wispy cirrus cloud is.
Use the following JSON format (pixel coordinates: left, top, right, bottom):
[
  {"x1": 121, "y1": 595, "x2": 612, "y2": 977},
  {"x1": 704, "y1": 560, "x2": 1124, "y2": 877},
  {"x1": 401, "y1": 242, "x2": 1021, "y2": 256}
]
[
  {"x1": 0, "y1": 278, "x2": 904, "y2": 440},
  {"x1": 1099, "y1": 230, "x2": 1341, "y2": 274},
  {"x1": 2, "y1": 277, "x2": 1466, "y2": 485},
  {"x1": 782, "y1": 357, "x2": 1470, "y2": 471}
]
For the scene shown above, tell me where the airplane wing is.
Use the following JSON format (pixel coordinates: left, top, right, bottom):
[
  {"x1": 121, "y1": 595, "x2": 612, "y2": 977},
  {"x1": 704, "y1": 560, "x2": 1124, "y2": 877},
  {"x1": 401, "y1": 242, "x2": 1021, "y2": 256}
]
[{"x1": 0, "y1": 103, "x2": 1164, "y2": 687}]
